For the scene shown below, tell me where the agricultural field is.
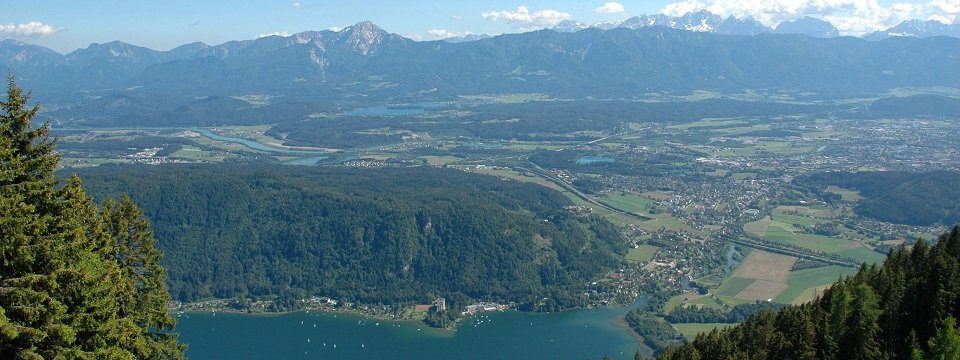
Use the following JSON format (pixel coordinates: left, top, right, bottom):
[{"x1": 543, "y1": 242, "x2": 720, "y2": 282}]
[
  {"x1": 714, "y1": 250, "x2": 859, "y2": 306},
  {"x1": 713, "y1": 251, "x2": 796, "y2": 302},
  {"x1": 773, "y1": 266, "x2": 858, "y2": 304},
  {"x1": 672, "y1": 323, "x2": 734, "y2": 340},
  {"x1": 773, "y1": 205, "x2": 835, "y2": 218},
  {"x1": 664, "y1": 293, "x2": 707, "y2": 313},
  {"x1": 626, "y1": 244, "x2": 660, "y2": 263},
  {"x1": 599, "y1": 192, "x2": 657, "y2": 216},
  {"x1": 744, "y1": 216, "x2": 885, "y2": 264},
  {"x1": 638, "y1": 216, "x2": 698, "y2": 233},
  {"x1": 419, "y1": 155, "x2": 462, "y2": 165},
  {"x1": 682, "y1": 296, "x2": 726, "y2": 310}
]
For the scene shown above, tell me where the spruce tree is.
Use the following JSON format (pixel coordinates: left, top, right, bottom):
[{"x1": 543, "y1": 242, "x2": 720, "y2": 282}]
[
  {"x1": 927, "y1": 316, "x2": 960, "y2": 360},
  {"x1": 0, "y1": 75, "x2": 184, "y2": 358}
]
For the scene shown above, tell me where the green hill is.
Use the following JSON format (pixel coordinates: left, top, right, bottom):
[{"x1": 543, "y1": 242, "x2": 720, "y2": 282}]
[
  {"x1": 797, "y1": 171, "x2": 960, "y2": 226},
  {"x1": 73, "y1": 164, "x2": 627, "y2": 312}
]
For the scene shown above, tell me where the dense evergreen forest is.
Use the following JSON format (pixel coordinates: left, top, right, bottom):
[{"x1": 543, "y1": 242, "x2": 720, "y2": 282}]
[
  {"x1": 72, "y1": 164, "x2": 627, "y2": 311},
  {"x1": 797, "y1": 171, "x2": 960, "y2": 226},
  {"x1": 0, "y1": 78, "x2": 184, "y2": 358},
  {"x1": 656, "y1": 226, "x2": 960, "y2": 359}
]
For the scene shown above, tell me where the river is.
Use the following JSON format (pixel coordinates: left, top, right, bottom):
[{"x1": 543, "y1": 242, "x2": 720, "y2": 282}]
[{"x1": 177, "y1": 300, "x2": 648, "y2": 360}]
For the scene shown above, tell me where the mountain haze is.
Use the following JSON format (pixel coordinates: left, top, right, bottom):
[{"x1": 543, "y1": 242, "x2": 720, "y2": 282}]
[{"x1": 1, "y1": 20, "x2": 957, "y2": 126}]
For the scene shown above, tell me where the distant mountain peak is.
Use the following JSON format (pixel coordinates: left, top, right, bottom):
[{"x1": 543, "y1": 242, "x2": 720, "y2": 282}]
[
  {"x1": 552, "y1": 20, "x2": 589, "y2": 33},
  {"x1": 863, "y1": 19, "x2": 960, "y2": 40},
  {"x1": 2, "y1": 38, "x2": 26, "y2": 46},
  {"x1": 549, "y1": 10, "x2": 773, "y2": 36},
  {"x1": 336, "y1": 20, "x2": 390, "y2": 54},
  {"x1": 66, "y1": 41, "x2": 155, "y2": 60},
  {"x1": 341, "y1": 21, "x2": 386, "y2": 37}
]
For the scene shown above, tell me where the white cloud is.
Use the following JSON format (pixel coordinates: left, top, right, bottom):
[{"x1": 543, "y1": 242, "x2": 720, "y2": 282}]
[
  {"x1": 427, "y1": 29, "x2": 472, "y2": 39},
  {"x1": 658, "y1": 0, "x2": 960, "y2": 35},
  {"x1": 328, "y1": 26, "x2": 343, "y2": 32},
  {"x1": 258, "y1": 31, "x2": 290, "y2": 38},
  {"x1": 926, "y1": 0, "x2": 960, "y2": 23},
  {"x1": 661, "y1": 0, "x2": 705, "y2": 18},
  {"x1": 450, "y1": 15, "x2": 464, "y2": 20},
  {"x1": 291, "y1": 2, "x2": 302, "y2": 8},
  {"x1": 0, "y1": 21, "x2": 62, "y2": 38},
  {"x1": 596, "y1": 2, "x2": 626, "y2": 14},
  {"x1": 481, "y1": 5, "x2": 572, "y2": 28}
]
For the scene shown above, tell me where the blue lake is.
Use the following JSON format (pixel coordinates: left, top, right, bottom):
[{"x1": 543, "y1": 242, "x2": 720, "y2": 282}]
[
  {"x1": 345, "y1": 103, "x2": 445, "y2": 116},
  {"x1": 176, "y1": 301, "x2": 647, "y2": 360},
  {"x1": 576, "y1": 156, "x2": 616, "y2": 165}
]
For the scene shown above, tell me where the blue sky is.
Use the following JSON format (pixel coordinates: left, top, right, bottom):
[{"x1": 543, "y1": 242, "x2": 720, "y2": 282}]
[{"x1": 2, "y1": 0, "x2": 956, "y2": 53}]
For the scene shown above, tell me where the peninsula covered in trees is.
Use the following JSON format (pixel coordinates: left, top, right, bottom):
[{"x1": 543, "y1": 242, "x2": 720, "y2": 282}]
[{"x1": 73, "y1": 164, "x2": 628, "y2": 317}]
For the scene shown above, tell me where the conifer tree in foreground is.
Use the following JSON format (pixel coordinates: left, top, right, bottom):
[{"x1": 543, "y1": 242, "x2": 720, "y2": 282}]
[{"x1": 0, "y1": 75, "x2": 184, "y2": 359}]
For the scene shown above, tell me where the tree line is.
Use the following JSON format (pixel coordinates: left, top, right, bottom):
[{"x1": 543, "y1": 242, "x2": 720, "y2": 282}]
[{"x1": 0, "y1": 77, "x2": 184, "y2": 358}]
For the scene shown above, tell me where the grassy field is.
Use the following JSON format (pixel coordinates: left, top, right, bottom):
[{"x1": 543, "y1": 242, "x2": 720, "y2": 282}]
[
  {"x1": 731, "y1": 172, "x2": 757, "y2": 180},
  {"x1": 170, "y1": 145, "x2": 229, "y2": 162},
  {"x1": 672, "y1": 323, "x2": 734, "y2": 340},
  {"x1": 773, "y1": 266, "x2": 857, "y2": 304},
  {"x1": 731, "y1": 251, "x2": 796, "y2": 283},
  {"x1": 420, "y1": 155, "x2": 461, "y2": 165},
  {"x1": 683, "y1": 296, "x2": 726, "y2": 310},
  {"x1": 600, "y1": 193, "x2": 657, "y2": 215},
  {"x1": 715, "y1": 296, "x2": 756, "y2": 306},
  {"x1": 826, "y1": 186, "x2": 864, "y2": 201},
  {"x1": 626, "y1": 244, "x2": 660, "y2": 262},
  {"x1": 736, "y1": 280, "x2": 788, "y2": 301},
  {"x1": 744, "y1": 217, "x2": 880, "y2": 263},
  {"x1": 771, "y1": 212, "x2": 821, "y2": 227},
  {"x1": 717, "y1": 251, "x2": 796, "y2": 301},
  {"x1": 641, "y1": 191, "x2": 672, "y2": 201},
  {"x1": 714, "y1": 277, "x2": 755, "y2": 297},
  {"x1": 664, "y1": 293, "x2": 706, "y2": 313},
  {"x1": 639, "y1": 216, "x2": 697, "y2": 233},
  {"x1": 774, "y1": 205, "x2": 835, "y2": 218},
  {"x1": 836, "y1": 247, "x2": 887, "y2": 264}
]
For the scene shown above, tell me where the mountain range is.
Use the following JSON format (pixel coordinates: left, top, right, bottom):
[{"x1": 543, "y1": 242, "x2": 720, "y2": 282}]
[
  {"x1": 1, "y1": 18, "x2": 958, "y2": 126},
  {"x1": 538, "y1": 10, "x2": 957, "y2": 40}
]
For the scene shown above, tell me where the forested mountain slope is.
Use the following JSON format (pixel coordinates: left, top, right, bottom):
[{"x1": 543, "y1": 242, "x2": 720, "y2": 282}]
[
  {"x1": 797, "y1": 171, "x2": 960, "y2": 227},
  {"x1": 72, "y1": 164, "x2": 626, "y2": 311}
]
